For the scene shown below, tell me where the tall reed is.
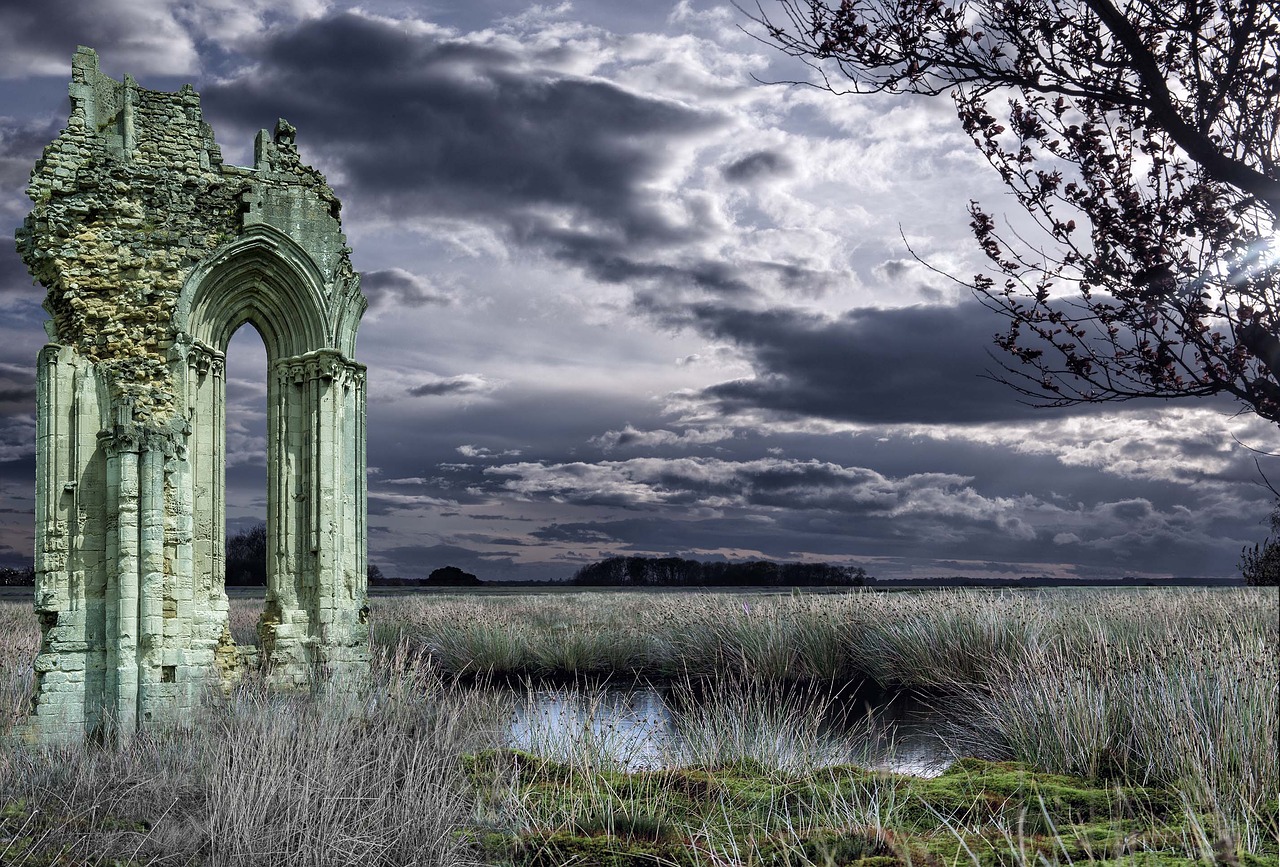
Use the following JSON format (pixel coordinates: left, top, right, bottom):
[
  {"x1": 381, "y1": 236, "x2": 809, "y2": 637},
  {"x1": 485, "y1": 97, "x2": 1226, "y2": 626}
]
[
  {"x1": 665, "y1": 675, "x2": 879, "y2": 772},
  {"x1": 0, "y1": 630, "x2": 505, "y2": 866},
  {"x1": 949, "y1": 597, "x2": 1279, "y2": 844}
]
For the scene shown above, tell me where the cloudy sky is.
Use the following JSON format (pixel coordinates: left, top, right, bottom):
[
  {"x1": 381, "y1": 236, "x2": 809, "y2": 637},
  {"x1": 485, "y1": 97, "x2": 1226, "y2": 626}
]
[{"x1": 0, "y1": 0, "x2": 1274, "y2": 581}]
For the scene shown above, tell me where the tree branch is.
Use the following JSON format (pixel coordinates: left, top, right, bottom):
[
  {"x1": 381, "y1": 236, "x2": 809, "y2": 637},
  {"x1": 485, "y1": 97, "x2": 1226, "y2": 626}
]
[{"x1": 1082, "y1": 0, "x2": 1280, "y2": 218}]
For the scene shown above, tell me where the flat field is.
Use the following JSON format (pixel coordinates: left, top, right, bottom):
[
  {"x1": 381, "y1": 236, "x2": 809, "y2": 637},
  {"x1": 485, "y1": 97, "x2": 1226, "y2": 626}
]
[{"x1": 0, "y1": 586, "x2": 1275, "y2": 866}]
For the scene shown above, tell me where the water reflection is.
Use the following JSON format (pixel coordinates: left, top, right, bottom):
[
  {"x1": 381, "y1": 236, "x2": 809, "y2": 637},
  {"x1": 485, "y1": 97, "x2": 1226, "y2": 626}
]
[{"x1": 506, "y1": 681, "x2": 951, "y2": 777}]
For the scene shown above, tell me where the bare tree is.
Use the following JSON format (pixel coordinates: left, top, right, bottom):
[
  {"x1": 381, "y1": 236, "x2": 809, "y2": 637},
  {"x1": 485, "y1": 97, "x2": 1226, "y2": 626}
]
[
  {"x1": 1240, "y1": 498, "x2": 1280, "y2": 585},
  {"x1": 226, "y1": 522, "x2": 267, "y2": 586},
  {"x1": 749, "y1": 0, "x2": 1279, "y2": 421}
]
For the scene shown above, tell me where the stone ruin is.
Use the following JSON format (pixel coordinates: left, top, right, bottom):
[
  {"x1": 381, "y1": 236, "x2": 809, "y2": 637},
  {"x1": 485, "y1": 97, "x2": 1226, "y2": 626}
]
[{"x1": 15, "y1": 47, "x2": 370, "y2": 742}]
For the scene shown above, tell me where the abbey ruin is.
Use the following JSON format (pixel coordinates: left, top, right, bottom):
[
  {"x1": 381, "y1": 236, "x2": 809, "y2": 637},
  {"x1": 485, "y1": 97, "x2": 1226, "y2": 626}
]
[{"x1": 16, "y1": 48, "x2": 370, "y2": 742}]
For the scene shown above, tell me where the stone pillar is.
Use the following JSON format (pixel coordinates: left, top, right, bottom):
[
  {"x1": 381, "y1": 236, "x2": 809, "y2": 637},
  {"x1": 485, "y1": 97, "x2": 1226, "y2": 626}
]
[
  {"x1": 181, "y1": 341, "x2": 233, "y2": 685},
  {"x1": 103, "y1": 414, "x2": 141, "y2": 740},
  {"x1": 29, "y1": 345, "x2": 87, "y2": 739},
  {"x1": 258, "y1": 350, "x2": 368, "y2": 691}
]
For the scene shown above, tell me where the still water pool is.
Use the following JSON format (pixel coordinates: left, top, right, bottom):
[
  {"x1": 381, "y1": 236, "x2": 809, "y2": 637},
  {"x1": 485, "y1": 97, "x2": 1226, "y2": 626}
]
[{"x1": 504, "y1": 681, "x2": 952, "y2": 776}]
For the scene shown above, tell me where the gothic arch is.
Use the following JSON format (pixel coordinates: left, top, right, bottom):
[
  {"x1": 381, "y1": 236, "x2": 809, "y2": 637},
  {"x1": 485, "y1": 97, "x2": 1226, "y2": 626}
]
[{"x1": 179, "y1": 225, "x2": 331, "y2": 359}]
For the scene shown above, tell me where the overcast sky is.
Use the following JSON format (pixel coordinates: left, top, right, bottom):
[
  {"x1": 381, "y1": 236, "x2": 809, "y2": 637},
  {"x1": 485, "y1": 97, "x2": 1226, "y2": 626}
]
[{"x1": 0, "y1": 0, "x2": 1274, "y2": 581}]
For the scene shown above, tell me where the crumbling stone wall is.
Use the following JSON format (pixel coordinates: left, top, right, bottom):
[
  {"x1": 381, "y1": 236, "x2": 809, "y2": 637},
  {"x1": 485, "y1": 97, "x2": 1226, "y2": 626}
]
[
  {"x1": 22, "y1": 56, "x2": 236, "y2": 424},
  {"x1": 17, "y1": 47, "x2": 370, "y2": 743}
]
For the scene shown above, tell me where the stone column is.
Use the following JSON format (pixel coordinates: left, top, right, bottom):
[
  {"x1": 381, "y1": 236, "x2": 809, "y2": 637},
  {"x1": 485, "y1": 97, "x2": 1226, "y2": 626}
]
[
  {"x1": 260, "y1": 353, "x2": 306, "y2": 687},
  {"x1": 182, "y1": 341, "x2": 233, "y2": 685},
  {"x1": 258, "y1": 350, "x2": 368, "y2": 691},
  {"x1": 102, "y1": 408, "x2": 141, "y2": 742},
  {"x1": 137, "y1": 440, "x2": 164, "y2": 723},
  {"x1": 28, "y1": 344, "x2": 87, "y2": 739}
]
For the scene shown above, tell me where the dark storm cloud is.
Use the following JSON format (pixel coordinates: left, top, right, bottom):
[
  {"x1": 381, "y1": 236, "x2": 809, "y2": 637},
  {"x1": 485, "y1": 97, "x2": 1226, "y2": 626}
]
[
  {"x1": 656, "y1": 298, "x2": 1091, "y2": 424},
  {"x1": 453, "y1": 533, "x2": 533, "y2": 547},
  {"x1": 721, "y1": 150, "x2": 793, "y2": 183},
  {"x1": 874, "y1": 259, "x2": 913, "y2": 280},
  {"x1": 529, "y1": 516, "x2": 818, "y2": 559},
  {"x1": 0, "y1": 244, "x2": 29, "y2": 278},
  {"x1": 0, "y1": 2, "x2": 195, "y2": 78},
  {"x1": 0, "y1": 248, "x2": 40, "y2": 303},
  {"x1": 0, "y1": 387, "x2": 34, "y2": 405},
  {"x1": 204, "y1": 13, "x2": 716, "y2": 212},
  {"x1": 199, "y1": 12, "x2": 757, "y2": 297},
  {"x1": 361, "y1": 268, "x2": 453, "y2": 310},
  {"x1": 525, "y1": 227, "x2": 755, "y2": 295},
  {"x1": 0, "y1": 116, "x2": 59, "y2": 195},
  {"x1": 531, "y1": 524, "x2": 621, "y2": 543},
  {"x1": 406, "y1": 374, "x2": 491, "y2": 397},
  {"x1": 1, "y1": 117, "x2": 62, "y2": 242}
]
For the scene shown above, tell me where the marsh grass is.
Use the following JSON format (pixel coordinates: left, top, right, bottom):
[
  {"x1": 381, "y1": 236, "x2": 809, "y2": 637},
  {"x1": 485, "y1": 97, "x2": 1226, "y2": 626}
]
[
  {"x1": 665, "y1": 675, "x2": 881, "y2": 772},
  {"x1": 386, "y1": 586, "x2": 1278, "y2": 858},
  {"x1": 226, "y1": 597, "x2": 261, "y2": 647},
  {"x1": 0, "y1": 602, "x2": 36, "y2": 738},
  {"x1": 945, "y1": 594, "x2": 1279, "y2": 845},
  {"x1": 0, "y1": 587, "x2": 1275, "y2": 865},
  {"x1": 203, "y1": 657, "x2": 503, "y2": 866},
  {"x1": 0, "y1": 633, "x2": 506, "y2": 866}
]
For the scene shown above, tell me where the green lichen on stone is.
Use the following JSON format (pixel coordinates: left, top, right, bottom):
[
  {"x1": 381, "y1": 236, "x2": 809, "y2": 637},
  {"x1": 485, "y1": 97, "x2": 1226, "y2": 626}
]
[{"x1": 15, "y1": 47, "x2": 355, "y2": 424}]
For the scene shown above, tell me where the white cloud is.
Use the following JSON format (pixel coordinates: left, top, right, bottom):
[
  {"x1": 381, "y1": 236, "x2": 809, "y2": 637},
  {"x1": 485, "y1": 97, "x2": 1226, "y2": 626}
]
[
  {"x1": 589, "y1": 424, "x2": 739, "y2": 450},
  {"x1": 456, "y1": 444, "x2": 523, "y2": 459},
  {"x1": 893, "y1": 407, "x2": 1269, "y2": 488}
]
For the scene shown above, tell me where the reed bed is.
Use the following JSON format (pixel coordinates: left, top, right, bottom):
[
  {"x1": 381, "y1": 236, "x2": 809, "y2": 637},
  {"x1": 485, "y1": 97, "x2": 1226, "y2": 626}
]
[
  {"x1": 664, "y1": 676, "x2": 879, "y2": 772},
  {"x1": 0, "y1": 586, "x2": 1275, "y2": 864},
  {"x1": 0, "y1": 626, "x2": 505, "y2": 866},
  {"x1": 505, "y1": 675, "x2": 884, "y2": 775},
  {"x1": 383, "y1": 587, "x2": 1279, "y2": 848}
]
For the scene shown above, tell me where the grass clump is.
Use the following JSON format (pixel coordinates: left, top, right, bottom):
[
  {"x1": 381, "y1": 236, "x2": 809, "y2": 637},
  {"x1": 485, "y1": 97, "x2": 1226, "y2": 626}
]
[{"x1": 0, "y1": 636, "x2": 504, "y2": 866}]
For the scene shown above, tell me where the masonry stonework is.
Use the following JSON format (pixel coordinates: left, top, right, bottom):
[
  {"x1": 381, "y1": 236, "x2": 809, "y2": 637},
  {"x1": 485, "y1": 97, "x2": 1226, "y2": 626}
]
[{"x1": 16, "y1": 47, "x2": 370, "y2": 742}]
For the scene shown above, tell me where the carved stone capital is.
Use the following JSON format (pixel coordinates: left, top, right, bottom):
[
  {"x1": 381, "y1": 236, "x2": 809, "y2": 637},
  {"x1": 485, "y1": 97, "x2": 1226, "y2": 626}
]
[
  {"x1": 276, "y1": 348, "x2": 364, "y2": 386},
  {"x1": 186, "y1": 342, "x2": 224, "y2": 378}
]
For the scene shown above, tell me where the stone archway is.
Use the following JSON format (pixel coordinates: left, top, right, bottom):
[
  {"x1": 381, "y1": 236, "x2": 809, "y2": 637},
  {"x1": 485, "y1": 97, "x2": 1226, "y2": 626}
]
[
  {"x1": 17, "y1": 47, "x2": 369, "y2": 742},
  {"x1": 181, "y1": 227, "x2": 368, "y2": 691}
]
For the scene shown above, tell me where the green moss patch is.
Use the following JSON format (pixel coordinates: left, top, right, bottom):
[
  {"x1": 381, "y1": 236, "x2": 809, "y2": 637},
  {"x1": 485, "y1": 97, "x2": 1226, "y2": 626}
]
[
  {"x1": 0, "y1": 797, "x2": 150, "y2": 867},
  {"x1": 471, "y1": 752, "x2": 1276, "y2": 866}
]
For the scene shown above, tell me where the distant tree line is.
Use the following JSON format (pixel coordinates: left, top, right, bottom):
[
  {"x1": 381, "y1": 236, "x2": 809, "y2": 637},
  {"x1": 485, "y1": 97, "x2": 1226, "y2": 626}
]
[
  {"x1": 0, "y1": 565, "x2": 35, "y2": 586},
  {"x1": 371, "y1": 565, "x2": 483, "y2": 587},
  {"x1": 571, "y1": 556, "x2": 867, "y2": 587},
  {"x1": 121, "y1": 517, "x2": 1280, "y2": 589},
  {"x1": 226, "y1": 523, "x2": 388, "y2": 587}
]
